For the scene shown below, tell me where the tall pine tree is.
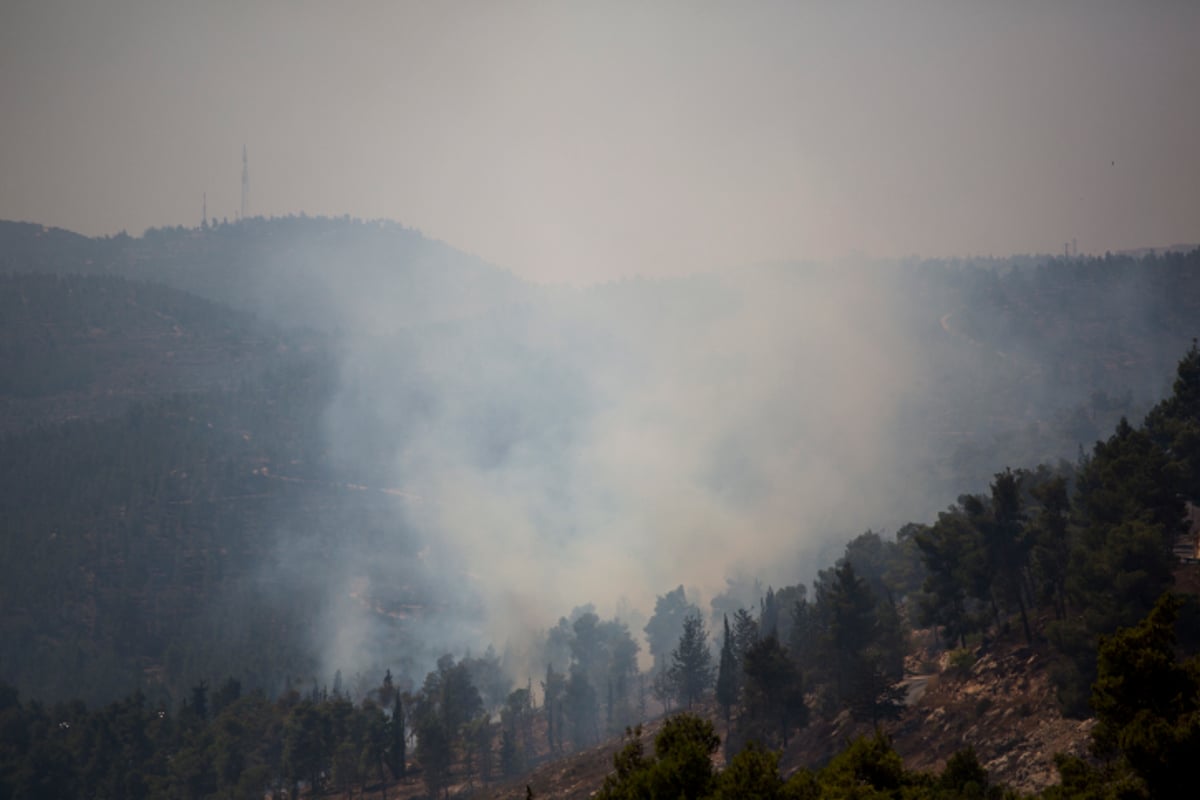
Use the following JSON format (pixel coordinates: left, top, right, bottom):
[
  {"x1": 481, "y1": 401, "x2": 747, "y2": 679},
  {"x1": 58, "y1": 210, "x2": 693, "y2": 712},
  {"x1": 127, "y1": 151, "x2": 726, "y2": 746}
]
[
  {"x1": 715, "y1": 615, "x2": 738, "y2": 730},
  {"x1": 669, "y1": 613, "x2": 713, "y2": 710}
]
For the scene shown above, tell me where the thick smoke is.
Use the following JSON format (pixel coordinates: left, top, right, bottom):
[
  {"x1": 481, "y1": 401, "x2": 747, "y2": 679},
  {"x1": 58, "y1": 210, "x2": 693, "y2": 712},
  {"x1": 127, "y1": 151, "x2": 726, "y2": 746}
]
[
  {"x1": 285, "y1": 256, "x2": 942, "y2": 684},
  {"x1": 236, "y1": 231, "x2": 1184, "y2": 688}
]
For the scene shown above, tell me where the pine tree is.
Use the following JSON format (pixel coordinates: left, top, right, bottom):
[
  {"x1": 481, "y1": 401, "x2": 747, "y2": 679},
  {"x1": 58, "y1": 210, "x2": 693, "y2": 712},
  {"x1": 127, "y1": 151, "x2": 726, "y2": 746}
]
[
  {"x1": 565, "y1": 666, "x2": 598, "y2": 749},
  {"x1": 715, "y1": 615, "x2": 738, "y2": 729},
  {"x1": 644, "y1": 586, "x2": 701, "y2": 673},
  {"x1": 742, "y1": 634, "x2": 805, "y2": 747},
  {"x1": 501, "y1": 688, "x2": 531, "y2": 775},
  {"x1": 1091, "y1": 593, "x2": 1200, "y2": 800},
  {"x1": 542, "y1": 664, "x2": 566, "y2": 754},
  {"x1": 1030, "y1": 474, "x2": 1071, "y2": 621},
  {"x1": 822, "y1": 561, "x2": 905, "y2": 723},
  {"x1": 388, "y1": 694, "x2": 406, "y2": 779},
  {"x1": 759, "y1": 587, "x2": 780, "y2": 638},
  {"x1": 915, "y1": 509, "x2": 984, "y2": 648},
  {"x1": 669, "y1": 613, "x2": 713, "y2": 710},
  {"x1": 731, "y1": 607, "x2": 759, "y2": 666},
  {"x1": 987, "y1": 470, "x2": 1027, "y2": 631},
  {"x1": 1146, "y1": 340, "x2": 1200, "y2": 500},
  {"x1": 414, "y1": 713, "x2": 452, "y2": 800}
]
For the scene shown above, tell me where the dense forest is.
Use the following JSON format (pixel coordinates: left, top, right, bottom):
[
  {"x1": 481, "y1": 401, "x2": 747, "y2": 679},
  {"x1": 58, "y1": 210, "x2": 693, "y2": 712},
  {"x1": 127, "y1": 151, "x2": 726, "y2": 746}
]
[
  {"x1": 2, "y1": 218, "x2": 1199, "y2": 797},
  {"x1": 2, "y1": 355, "x2": 1198, "y2": 797}
]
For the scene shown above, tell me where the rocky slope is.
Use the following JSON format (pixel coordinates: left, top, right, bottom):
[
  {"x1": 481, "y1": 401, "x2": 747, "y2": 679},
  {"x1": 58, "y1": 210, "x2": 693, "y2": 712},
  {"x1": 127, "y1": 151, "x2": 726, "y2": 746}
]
[{"x1": 354, "y1": 636, "x2": 1095, "y2": 799}]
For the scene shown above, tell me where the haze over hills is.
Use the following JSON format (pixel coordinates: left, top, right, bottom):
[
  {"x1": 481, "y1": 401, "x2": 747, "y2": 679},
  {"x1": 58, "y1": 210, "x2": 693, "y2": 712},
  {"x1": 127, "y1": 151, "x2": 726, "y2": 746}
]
[
  {"x1": 2, "y1": 216, "x2": 1199, "y2": 707},
  {"x1": 0, "y1": 219, "x2": 533, "y2": 332},
  {"x1": 3, "y1": 215, "x2": 1200, "y2": 799}
]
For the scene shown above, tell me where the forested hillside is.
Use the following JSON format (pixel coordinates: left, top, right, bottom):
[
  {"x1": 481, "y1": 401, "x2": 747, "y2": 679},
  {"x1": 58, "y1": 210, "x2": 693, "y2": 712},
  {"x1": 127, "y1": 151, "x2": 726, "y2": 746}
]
[
  {"x1": 0, "y1": 273, "x2": 296, "y2": 432},
  {"x1": 2, "y1": 353, "x2": 1199, "y2": 797},
  {"x1": 2, "y1": 218, "x2": 1200, "y2": 797}
]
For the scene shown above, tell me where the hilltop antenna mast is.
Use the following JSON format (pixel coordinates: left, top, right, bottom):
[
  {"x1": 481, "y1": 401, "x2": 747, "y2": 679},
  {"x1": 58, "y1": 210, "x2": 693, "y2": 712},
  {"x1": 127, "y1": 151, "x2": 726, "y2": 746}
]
[{"x1": 240, "y1": 145, "x2": 249, "y2": 221}]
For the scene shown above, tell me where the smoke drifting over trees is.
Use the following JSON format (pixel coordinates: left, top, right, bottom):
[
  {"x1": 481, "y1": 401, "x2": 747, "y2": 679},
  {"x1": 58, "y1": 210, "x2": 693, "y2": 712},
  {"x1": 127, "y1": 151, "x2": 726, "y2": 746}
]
[
  {"x1": 2, "y1": 220, "x2": 1199, "y2": 704},
  {"x1": 293, "y1": 256, "x2": 975, "y2": 680},
  {"x1": 287, "y1": 239, "x2": 1200, "y2": 688}
]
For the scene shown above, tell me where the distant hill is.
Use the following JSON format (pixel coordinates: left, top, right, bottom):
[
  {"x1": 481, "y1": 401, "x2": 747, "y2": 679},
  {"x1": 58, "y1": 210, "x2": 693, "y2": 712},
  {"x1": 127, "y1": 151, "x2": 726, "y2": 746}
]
[
  {"x1": 0, "y1": 217, "x2": 534, "y2": 332},
  {"x1": 1114, "y1": 243, "x2": 1200, "y2": 257},
  {"x1": 0, "y1": 273, "x2": 302, "y2": 432}
]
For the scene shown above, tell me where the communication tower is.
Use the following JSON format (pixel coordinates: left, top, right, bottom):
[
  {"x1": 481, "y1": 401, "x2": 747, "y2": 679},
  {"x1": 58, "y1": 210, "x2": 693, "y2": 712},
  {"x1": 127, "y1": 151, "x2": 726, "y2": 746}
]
[{"x1": 240, "y1": 146, "x2": 250, "y2": 221}]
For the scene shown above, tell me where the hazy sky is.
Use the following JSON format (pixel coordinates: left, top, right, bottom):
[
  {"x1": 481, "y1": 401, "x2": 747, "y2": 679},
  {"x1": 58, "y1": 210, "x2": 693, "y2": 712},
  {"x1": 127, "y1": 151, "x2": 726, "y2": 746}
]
[{"x1": 2, "y1": 1, "x2": 1197, "y2": 282}]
